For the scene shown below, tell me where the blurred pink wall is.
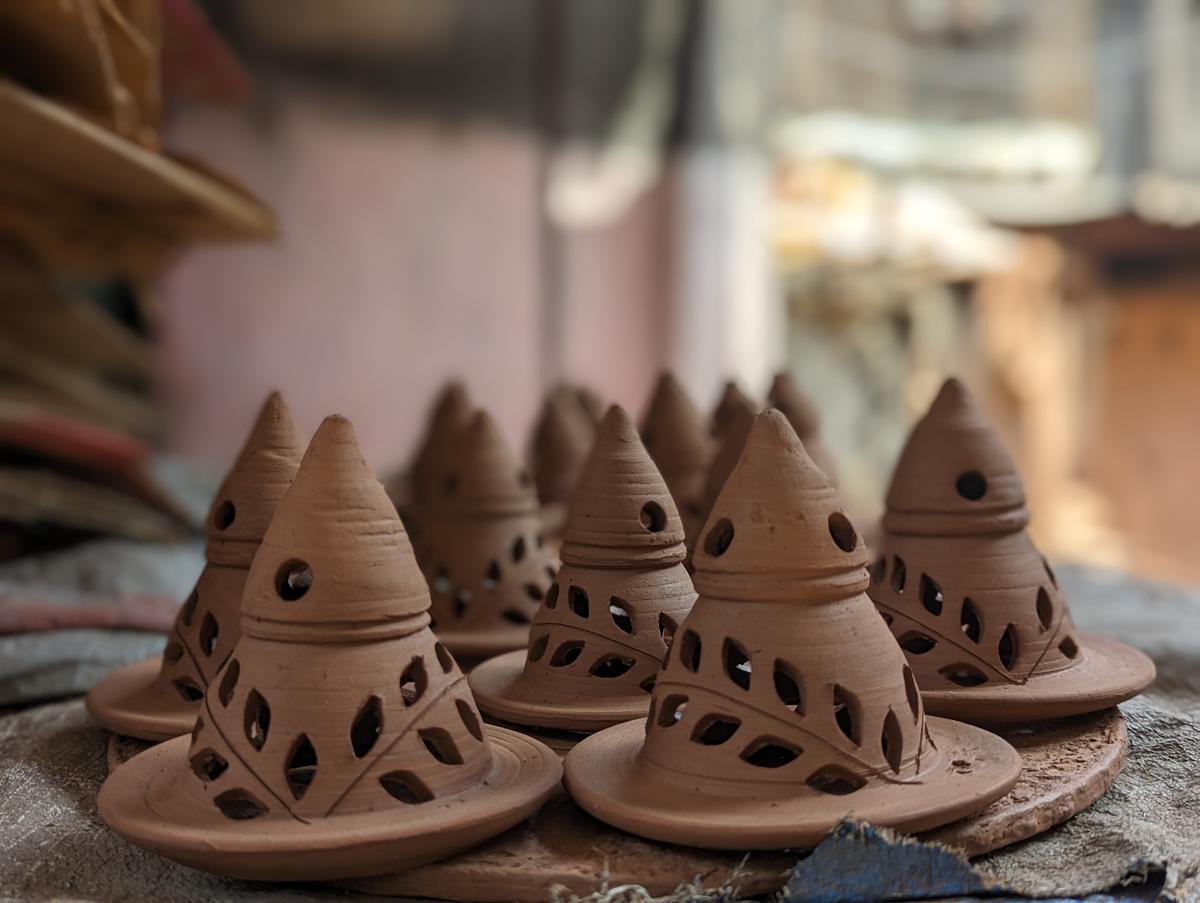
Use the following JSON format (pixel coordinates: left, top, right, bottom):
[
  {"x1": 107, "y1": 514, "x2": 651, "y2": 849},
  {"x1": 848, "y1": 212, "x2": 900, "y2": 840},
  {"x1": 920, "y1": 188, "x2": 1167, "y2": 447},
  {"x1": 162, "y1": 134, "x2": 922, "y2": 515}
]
[{"x1": 157, "y1": 86, "x2": 672, "y2": 475}]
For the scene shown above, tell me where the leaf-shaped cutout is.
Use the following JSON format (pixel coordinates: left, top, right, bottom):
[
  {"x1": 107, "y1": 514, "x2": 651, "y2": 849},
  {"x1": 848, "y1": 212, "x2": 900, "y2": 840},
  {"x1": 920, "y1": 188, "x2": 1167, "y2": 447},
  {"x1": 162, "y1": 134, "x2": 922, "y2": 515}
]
[
  {"x1": 419, "y1": 727, "x2": 463, "y2": 765},
  {"x1": 199, "y1": 612, "x2": 219, "y2": 657},
  {"x1": 218, "y1": 659, "x2": 240, "y2": 707},
  {"x1": 524, "y1": 584, "x2": 544, "y2": 601},
  {"x1": 1036, "y1": 587, "x2": 1054, "y2": 632},
  {"x1": 163, "y1": 641, "x2": 184, "y2": 664},
  {"x1": 998, "y1": 624, "x2": 1019, "y2": 672},
  {"x1": 1059, "y1": 635, "x2": 1079, "y2": 659},
  {"x1": 550, "y1": 641, "x2": 584, "y2": 667},
  {"x1": 285, "y1": 735, "x2": 318, "y2": 800},
  {"x1": 180, "y1": 590, "x2": 198, "y2": 626},
  {"x1": 567, "y1": 586, "x2": 589, "y2": 618},
  {"x1": 657, "y1": 694, "x2": 687, "y2": 726},
  {"x1": 527, "y1": 633, "x2": 549, "y2": 663},
  {"x1": 773, "y1": 660, "x2": 804, "y2": 714},
  {"x1": 679, "y1": 630, "x2": 702, "y2": 672},
  {"x1": 511, "y1": 536, "x2": 527, "y2": 562},
  {"x1": 939, "y1": 663, "x2": 988, "y2": 687},
  {"x1": 806, "y1": 765, "x2": 866, "y2": 795},
  {"x1": 350, "y1": 695, "x2": 383, "y2": 758},
  {"x1": 832, "y1": 685, "x2": 860, "y2": 744},
  {"x1": 740, "y1": 737, "x2": 801, "y2": 768},
  {"x1": 589, "y1": 654, "x2": 635, "y2": 678},
  {"x1": 173, "y1": 677, "x2": 204, "y2": 702},
  {"x1": 213, "y1": 789, "x2": 267, "y2": 820},
  {"x1": 456, "y1": 699, "x2": 484, "y2": 741},
  {"x1": 380, "y1": 770, "x2": 434, "y2": 804},
  {"x1": 638, "y1": 674, "x2": 656, "y2": 693},
  {"x1": 400, "y1": 658, "x2": 427, "y2": 707},
  {"x1": 243, "y1": 690, "x2": 270, "y2": 750},
  {"x1": 453, "y1": 588, "x2": 470, "y2": 618},
  {"x1": 609, "y1": 597, "x2": 634, "y2": 634},
  {"x1": 899, "y1": 632, "x2": 937, "y2": 655},
  {"x1": 690, "y1": 715, "x2": 741, "y2": 746},
  {"x1": 881, "y1": 709, "x2": 903, "y2": 773},
  {"x1": 890, "y1": 556, "x2": 907, "y2": 593},
  {"x1": 483, "y1": 561, "x2": 501, "y2": 590},
  {"x1": 902, "y1": 665, "x2": 920, "y2": 720},
  {"x1": 544, "y1": 583, "x2": 559, "y2": 609},
  {"x1": 960, "y1": 597, "x2": 982, "y2": 643},
  {"x1": 503, "y1": 609, "x2": 531, "y2": 624},
  {"x1": 723, "y1": 638, "x2": 752, "y2": 690},
  {"x1": 919, "y1": 574, "x2": 943, "y2": 616},
  {"x1": 435, "y1": 642, "x2": 455, "y2": 673},
  {"x1": 658, "y1": 613, "x2": 678, "y2": 649},
  {"x1": 189, "y1": 748, "x2": 228, "y2": 782}
]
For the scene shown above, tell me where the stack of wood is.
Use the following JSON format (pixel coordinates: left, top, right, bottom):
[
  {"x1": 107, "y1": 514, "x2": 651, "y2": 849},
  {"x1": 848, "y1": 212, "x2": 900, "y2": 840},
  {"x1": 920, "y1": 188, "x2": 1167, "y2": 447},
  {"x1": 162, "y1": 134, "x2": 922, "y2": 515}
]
[{"x1": 0, "y1": 1, "x2": 274, "y2": 559}]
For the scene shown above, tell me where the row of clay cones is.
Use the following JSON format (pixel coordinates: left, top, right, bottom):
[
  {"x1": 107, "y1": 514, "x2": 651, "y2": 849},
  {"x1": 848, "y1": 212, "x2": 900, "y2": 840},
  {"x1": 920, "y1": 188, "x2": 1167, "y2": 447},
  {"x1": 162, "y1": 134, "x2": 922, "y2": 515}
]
[{"x1": 88, "y1": 376, "x2": 1154, "y2": 882}]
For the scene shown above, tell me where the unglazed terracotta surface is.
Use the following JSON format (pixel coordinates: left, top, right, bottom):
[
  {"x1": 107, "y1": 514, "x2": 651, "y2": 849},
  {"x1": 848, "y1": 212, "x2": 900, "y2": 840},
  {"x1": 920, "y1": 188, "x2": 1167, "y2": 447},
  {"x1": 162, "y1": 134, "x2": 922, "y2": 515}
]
[
  {"x1": 700, "y1": 388, "x2": 757, "y2": 522},
  {"x1": 640, "y1": 372, "x2": 714, "y2": 546},
  {"x1": 97, "y1": 415, "x2": 562, "y2": 881},
  {"x1": 563, "y1": 411, "x2": 1022, "y2": 850},
  {"x1": 869, "y1": 378, "x2": 1155, "y2": 724},
  {"x1": 415, "y1": 410, "x2": 559, "y2": 658},
  {"x1": 530, "y1": 386, "x2": 595, "y2": 509},
  {"x1": 710, "y1": 380, "x2": 756, "y2": 443},
  {"x1": 767, "y1": 370, "x2": 838, "y2": 483},
  {"x1": 470, "y1": 406, "x2": 696, "y2": 733},
  {"x1": 402, "y1": 381, "x2": 475, "y2": 533},
  {"x1": 85, "y1": 392, "x2": 301, "y2": 741}
]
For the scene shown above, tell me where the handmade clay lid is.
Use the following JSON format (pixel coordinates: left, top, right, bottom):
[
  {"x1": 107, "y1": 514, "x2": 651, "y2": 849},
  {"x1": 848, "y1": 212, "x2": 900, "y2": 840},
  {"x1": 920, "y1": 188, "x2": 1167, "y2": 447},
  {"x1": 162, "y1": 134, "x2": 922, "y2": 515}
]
[
  {"x1": 98, "y1": 415, "x2": 562, "y2": 882},
  {"x1": 711, "y1": 380, "x2": 755, "y2": 440},
  {"x1": 409, "y1": 381, "x2": 475, "y2": 511},
  {"x1": 870, "y1": 378, "x2": 1155, "y2": 723},
  {"x1": 531, "y1": 386, "x2": 595, "y2": 507},
  {"x1": 563, "y1": 411, "x2": 1021, "y2": 850},
  {"x1": 640, "y1": 372, "x2": 714, "y2": 539},
  {"x1": 86, "y1": 392, "x2": 301, "y2": 741},
  {"x1": 470, "y1": 406, "x2": 696, "y2": 732},
  {"x1": 422, "y1": 410, "x2": 560, "y2": 658},
  {"x1": 767, "y1": 370, "x2": 838, "y2": 481}
]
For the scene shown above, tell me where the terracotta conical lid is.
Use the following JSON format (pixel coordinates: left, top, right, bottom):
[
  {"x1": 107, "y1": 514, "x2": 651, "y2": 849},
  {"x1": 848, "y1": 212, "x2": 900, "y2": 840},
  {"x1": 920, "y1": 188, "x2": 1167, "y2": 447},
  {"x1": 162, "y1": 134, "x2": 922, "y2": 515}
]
[
  {"x1": 870, "y1": 378, "x2": 1155, "y2": 723},
  {"x1": 97, "y1": 415, "x2": 561, "y2": 881},
  {"x1": 531, "y1": 387, "x2": 595, "y2": 506},
  {"x1": 767, "y1": 370, "x2": 838, "y2": 482},
  {"x1": 470, "y1": 407, "x2": 696, "y2": 732},
  {"x1": 575, "y1": 385, "x2": 606, "y2": 426},
  {"x1": 711, "y1": 380, "x2": 755, "y2": 441},
  {"x1": 422, "y1": 409, "x2": 560, "y2": 658},
  {"x1": 640, "y1": 373, "x2": 714, "y2": 538},
  {"x1": 701, "y1": 391, "x2": 757, "y2": 517},
  {"x1": 562, "y1": 411, "x2": 1021, "y2": 850},
  {"x1": 86, "y1": 392, "x2": 302, "y2": 741},
  {"x1": 410, "y1": 381, "x2": 475, "y2": 510}
]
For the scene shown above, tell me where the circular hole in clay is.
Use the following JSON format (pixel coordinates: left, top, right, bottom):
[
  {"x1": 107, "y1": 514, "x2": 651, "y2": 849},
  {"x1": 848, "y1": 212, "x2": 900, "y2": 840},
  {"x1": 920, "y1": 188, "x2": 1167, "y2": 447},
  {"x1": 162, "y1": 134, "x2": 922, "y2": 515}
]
[
  {"x1": 827, "y1": 512, "x2": 857, "y2": 552},
  {"x1": 955, "y1": 470, "x2": 988, "y2": 501},
  {"x1": 213, "y1": 500, "x2": 236, "y2": 531},
  {"x1": 703, "y1": 518, "x2": 734, "y2": 557},
  {"x1": 639, "y1": 501, "x2": 667, "y2": 533},
  {"x1": 275, "y1": 560, "x2": 313, "y2": 602}
]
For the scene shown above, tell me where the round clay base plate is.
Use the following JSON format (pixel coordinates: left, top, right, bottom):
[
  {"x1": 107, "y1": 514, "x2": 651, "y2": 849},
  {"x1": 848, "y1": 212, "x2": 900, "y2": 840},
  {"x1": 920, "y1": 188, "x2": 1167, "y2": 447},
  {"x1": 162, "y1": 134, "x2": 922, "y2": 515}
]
[
  {"x1": 341, "y1": 789, "x2": 796, "y2": 901},
  {"x1": 923, "y1": 706, "x2": 1127, "y2": 856},
  {"x1": 86, "y1": 657, "x2": 198, "y2": 742},
  {"x1": 98, "y1": 725, "x2": 562, "y2": 882}
]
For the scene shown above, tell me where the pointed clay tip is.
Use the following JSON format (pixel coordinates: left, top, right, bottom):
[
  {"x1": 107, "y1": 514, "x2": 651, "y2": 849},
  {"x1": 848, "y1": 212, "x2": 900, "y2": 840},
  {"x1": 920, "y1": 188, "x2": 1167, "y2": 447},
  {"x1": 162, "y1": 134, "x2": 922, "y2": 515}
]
[
  {"x1": 241, "y1": 390, "x2": 298, "y2": 456},
  {"x1": 600, "y1": 404, "x2": 638, "y2": 442},
  {"x1": 752, "y1": 408, "x2": 801, "y2": 450},
  {"x1": 929, "y1": 377, "x2": 973, "y2": 417},
  {"x1": 309, "y1": 414, "x2": 358, "y2": 449}
]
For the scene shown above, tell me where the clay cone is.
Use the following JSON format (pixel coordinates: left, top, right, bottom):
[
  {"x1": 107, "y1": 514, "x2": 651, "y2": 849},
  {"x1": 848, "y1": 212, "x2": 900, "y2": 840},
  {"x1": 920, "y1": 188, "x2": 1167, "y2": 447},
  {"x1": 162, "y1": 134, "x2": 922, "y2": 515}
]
[
  {"x1": 86, "y1": 392, "x2": 301, "y2": 741},
  {"x1": 422, "y1": 409, "x2": 560, "y2": 658},
  {"x1": 768, "y1": 370, "x2": 838, "y2": 482},
  {"x1": 531, "y1": 386, "x2": 595, "y2": 513},
  {"x1": 711, "y1": 380, "x2": 755, "y2": 441},
  {"x1": 640, "y1": 372, "x2": 714, "y2": 544},
  {"x1": 403, "y1": 381, "x2": 475, "y2": 529},
  {"x1": 701, "y1": 389, "x2": 757, "y2": 519},
  {"x1": 869, "y1": 378, "x2": 1154, "y2": 724},
  {"x1": 98, "y1": 416, "x2": 561, "y2": 882},
  {"x1": 470, "y1": 406, "x2": 697, "y2": 736},
  {"x1": 563, "y1": 411, "x2": 1021, "y2": 850}
]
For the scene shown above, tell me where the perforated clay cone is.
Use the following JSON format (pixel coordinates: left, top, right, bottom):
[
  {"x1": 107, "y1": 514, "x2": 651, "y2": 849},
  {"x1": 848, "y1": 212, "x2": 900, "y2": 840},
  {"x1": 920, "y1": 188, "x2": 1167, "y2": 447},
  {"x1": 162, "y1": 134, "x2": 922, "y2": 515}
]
[
  {"x1": 768, "y1": 370, "x2": 838, "y2": 482},
  {"x1": 471, "y1": 406, "x2": 696, "y2": 740},
  {"x1": 640, "y1": 372, "x2": 714, "y2": 544},
  {"x1": 404, "y1": 381, "x2": 475, "y2": 529},
  {"x1": 86, "y1": 392, "x2": 301, "y2": 741},
  {"x1": 98, "y1": 416, "x2": 561, "y2": 882},
  {"x1": 531, "y1": 387, "x2": 595, "y2": 540},
  {"x1": 869, "y1": 379, "x2": 1155, "y2": 725},
  {"x1": 564, "y1": 411, "x2": 1021, "y2": 850},
  {"x1": 422, "y1": 410, "x2": 560, "y2": 659}
]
